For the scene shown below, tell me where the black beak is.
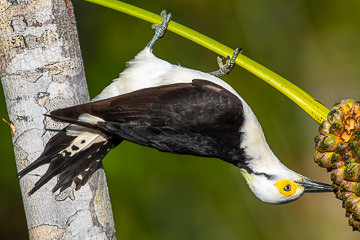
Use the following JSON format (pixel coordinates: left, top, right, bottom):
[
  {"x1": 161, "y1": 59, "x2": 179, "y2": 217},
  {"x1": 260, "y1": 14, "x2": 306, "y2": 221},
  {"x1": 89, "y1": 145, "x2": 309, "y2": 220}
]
[{"x1": 297, "y1": 178, "x2": 334, "y2": 193}]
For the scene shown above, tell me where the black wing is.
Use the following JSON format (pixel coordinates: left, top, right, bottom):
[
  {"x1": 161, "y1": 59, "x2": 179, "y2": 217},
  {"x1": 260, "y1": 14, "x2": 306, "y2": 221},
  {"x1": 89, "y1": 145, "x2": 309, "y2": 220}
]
[{"x1": 50, "y1": 79, "x2": 246, "y2": 166}]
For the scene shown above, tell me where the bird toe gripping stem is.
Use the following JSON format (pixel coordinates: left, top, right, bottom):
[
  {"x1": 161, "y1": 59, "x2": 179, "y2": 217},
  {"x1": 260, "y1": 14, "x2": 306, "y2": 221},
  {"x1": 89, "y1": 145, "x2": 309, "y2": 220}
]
[
  {"x1": 147, "y1": 10, "x2": 172, "y2": 49},
  {"x1": 210, "y1": 47, "x2": 242, "y2": 77},
  {"x1": 314, "y1": 99, "x2": 360, "y2": 231}
]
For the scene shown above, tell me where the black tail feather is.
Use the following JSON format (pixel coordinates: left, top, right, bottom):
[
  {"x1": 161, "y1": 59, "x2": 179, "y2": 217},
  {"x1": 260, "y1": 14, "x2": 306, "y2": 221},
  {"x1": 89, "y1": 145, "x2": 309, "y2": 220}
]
[
  {"x1": 27, "y1": 140, "x2": 119, "y2": 195},
  {"x1": 18, "y1": 125, "x2": 122, "y2": 195},
  {"x1": 17, "y1": 131, "x2": 76, "y2": 179},
  {"x1": 52, "y1": 140, "x2": 116, "y2": 193}
]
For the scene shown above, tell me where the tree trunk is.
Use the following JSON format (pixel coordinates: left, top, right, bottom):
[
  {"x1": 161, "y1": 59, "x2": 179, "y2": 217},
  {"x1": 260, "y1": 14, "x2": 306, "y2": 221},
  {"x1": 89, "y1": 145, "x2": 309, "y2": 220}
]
[{"x1": 0, "y1": 0, "x2": 116, "y2": 239}]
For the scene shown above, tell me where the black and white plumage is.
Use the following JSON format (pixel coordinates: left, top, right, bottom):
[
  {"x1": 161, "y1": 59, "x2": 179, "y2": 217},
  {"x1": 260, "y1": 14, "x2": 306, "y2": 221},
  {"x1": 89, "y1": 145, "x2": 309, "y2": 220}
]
[
  {"x1": 17, "y1": 47, "x2": 332, "y2": 203},
  {"x1": 17, "y1": 11, "x2": 332, "y2": 204}
]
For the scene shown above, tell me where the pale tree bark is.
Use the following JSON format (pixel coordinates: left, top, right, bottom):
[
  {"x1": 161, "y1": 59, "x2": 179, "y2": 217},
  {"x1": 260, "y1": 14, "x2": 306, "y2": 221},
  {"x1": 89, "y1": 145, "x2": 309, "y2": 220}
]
[{"x1": 0, "y1": 0, "x2": 116, "y2": 239}]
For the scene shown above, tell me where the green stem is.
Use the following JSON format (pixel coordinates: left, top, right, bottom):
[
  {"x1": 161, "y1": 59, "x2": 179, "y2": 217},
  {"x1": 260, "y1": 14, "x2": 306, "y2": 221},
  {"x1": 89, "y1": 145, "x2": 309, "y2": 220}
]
[{"x1": 83, "y1": 0, "x2": 330, "y2": 124}]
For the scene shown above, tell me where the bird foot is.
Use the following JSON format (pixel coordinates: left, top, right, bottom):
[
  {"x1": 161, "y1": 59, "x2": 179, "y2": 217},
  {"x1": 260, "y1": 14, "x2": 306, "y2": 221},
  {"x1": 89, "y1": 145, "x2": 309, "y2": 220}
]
[
  {"x1": 147, "y1": 10, "x2": 172, "y2": 49},
  {"x1": 209, "y1": 47, "x2": 242, "y2": 77}
]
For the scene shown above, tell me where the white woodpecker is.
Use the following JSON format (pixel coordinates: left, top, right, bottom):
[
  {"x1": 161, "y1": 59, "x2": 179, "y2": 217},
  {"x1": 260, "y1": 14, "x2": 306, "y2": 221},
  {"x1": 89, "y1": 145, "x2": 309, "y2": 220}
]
[{"x1": 17, "y1": 11, "x2": 332, "y2": 204}]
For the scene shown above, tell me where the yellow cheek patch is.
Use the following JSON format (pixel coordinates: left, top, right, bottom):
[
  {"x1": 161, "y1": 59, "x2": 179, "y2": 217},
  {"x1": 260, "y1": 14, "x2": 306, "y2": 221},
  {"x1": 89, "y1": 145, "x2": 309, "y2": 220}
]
[{"x1": 275, "y1": 180, "x2": 298, "y2": 197}]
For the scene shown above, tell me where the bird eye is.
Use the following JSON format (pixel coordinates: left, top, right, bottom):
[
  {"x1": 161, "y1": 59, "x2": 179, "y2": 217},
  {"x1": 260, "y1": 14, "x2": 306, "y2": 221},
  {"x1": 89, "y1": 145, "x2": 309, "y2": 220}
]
[
  {"x1": 283, "y1": 184, "x2": 291, "y2": 192},
  {"x1": 275, "y1": 180, "x2": 298, "y2": 197}
]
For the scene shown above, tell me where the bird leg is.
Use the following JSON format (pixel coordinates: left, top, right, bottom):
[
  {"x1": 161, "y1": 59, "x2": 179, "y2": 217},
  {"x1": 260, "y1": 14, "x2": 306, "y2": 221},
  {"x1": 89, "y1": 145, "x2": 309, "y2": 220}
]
[
  {"x1": 209, "y1": 47, "x2": 242, "y2": 77},
  {"x1": 147, "y1": 10, "x2": 172, "y2": 50}
]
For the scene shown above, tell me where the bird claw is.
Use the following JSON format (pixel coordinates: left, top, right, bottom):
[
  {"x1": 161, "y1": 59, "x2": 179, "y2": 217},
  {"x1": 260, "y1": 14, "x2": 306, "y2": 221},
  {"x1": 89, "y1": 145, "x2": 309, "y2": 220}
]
[
  {"x1": 210, "y1": 47, "x2": 242, "y2": 77},
  {"x1": 147, "y1": 10, "x2": 172, "y2": 49}
]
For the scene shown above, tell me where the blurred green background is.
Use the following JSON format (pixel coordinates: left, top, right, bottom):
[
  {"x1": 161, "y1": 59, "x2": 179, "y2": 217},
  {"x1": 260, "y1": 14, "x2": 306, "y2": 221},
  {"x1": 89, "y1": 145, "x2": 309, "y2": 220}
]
[{"x1": 1, "y1": 0, "x2": 360, "y2": 239}]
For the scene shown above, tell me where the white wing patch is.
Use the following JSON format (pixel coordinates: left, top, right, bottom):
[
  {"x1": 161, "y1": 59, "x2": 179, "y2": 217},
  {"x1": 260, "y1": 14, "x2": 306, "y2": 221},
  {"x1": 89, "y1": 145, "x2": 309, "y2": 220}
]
[
  {"x1": 78, "y1": 113, "x2": 105, "y2": 125},
  {"x1": 63, "y1": 124, "x2": 107, "y2": 157}
]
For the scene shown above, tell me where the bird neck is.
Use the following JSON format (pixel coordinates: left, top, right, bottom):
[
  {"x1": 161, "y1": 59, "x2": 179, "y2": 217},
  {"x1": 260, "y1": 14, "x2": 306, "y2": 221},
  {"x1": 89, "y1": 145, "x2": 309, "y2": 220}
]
[{"x1": 238, "y1": 105, "x2": 284, "y2": 172}]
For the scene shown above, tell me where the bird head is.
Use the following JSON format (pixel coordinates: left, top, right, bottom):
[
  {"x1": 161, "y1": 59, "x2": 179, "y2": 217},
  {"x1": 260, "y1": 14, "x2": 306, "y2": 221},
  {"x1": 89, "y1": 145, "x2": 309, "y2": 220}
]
[
  {"x1": 235, "y1": 107, "x2": 333, "y2": 204},
  {"x1": 239, "y1": 166, "x2": 333, "y2": 204}
]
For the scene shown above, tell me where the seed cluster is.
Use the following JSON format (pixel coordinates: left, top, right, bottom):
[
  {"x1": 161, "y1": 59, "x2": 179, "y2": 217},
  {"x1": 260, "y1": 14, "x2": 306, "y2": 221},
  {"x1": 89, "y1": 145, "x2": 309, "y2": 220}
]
[{"x1": 314, "y1": 99, "x2": 360, "y2": 231}]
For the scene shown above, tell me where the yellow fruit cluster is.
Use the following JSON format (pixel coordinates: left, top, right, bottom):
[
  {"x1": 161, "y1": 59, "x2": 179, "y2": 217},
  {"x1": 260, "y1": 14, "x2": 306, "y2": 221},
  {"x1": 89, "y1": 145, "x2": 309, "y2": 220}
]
[{"x1": 314, "y1": 99, "x2": 360, "y2": 231}]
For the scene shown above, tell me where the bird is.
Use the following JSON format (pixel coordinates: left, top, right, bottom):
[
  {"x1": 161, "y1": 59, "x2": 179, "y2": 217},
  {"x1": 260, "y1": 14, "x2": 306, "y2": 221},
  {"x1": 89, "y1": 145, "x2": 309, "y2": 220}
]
[{"x1": 17, "y1": 10, "x2": 333, "y2": 204}]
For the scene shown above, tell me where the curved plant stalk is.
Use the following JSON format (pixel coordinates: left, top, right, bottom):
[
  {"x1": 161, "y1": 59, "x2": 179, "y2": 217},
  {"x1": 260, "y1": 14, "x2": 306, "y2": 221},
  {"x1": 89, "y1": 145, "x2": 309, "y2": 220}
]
[{"x1": 83, "y1": 0, "x2": 330, "y2": 124}]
